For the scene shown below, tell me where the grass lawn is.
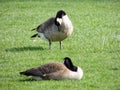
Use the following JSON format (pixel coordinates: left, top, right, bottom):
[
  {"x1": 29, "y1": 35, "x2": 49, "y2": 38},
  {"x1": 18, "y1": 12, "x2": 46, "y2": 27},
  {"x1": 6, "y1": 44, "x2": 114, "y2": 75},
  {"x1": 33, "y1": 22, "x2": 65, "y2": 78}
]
[{"x1": 0, "y1": 0, "x2": 120, "y2": 90}]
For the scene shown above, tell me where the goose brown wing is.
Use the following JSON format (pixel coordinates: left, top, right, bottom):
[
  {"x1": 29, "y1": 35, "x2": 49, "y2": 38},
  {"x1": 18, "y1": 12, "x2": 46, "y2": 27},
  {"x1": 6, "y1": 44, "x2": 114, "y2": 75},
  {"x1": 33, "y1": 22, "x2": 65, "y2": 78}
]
[
  {"x1": 20, "y1": 68, "x2": 43, "y2": 77},
  {"x1": 37, "y1": 17, "x2": 55, "y2": 33},
  {"x1": 38, "y1": 62, "x2": 65, "y2": 75},
  {"x1": 20, "y1": 62, "x2": 65, "y2": 77}
]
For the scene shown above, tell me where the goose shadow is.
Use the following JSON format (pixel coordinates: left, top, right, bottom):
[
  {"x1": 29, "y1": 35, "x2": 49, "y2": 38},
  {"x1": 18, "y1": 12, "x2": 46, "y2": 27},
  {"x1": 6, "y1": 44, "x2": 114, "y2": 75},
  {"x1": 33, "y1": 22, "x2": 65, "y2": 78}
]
[
  {"x1": 19, "y1": 78, "x2": 38, "y2": 82},
  {"x1": 19, "y1": 78, "x2": 55, "y2": 82},
  {"x1": 5, "y1": 46, "x2": 44, "y2": 52}
]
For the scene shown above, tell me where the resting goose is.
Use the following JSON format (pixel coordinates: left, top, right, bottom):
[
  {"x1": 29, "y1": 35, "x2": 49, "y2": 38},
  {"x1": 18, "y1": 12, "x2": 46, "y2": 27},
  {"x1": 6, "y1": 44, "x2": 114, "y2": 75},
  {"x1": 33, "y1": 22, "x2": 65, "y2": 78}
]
[
  {"x1": 20, "y1": 57, "x2": 83, "y2": 80},
  {"x1": 31, "y1": 10, "x2": 73, "y2": 49}
]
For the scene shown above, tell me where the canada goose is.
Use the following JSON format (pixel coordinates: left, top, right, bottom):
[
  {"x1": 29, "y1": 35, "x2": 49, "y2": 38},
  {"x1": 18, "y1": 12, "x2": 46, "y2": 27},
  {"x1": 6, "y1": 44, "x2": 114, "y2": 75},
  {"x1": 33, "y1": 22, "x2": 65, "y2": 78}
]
[
  {"x1": 31, "y1": 10, "x2": 73, "y2": 49},
  {"x1": 20, "y1": 57, "x2": 83, "y2": 80}
]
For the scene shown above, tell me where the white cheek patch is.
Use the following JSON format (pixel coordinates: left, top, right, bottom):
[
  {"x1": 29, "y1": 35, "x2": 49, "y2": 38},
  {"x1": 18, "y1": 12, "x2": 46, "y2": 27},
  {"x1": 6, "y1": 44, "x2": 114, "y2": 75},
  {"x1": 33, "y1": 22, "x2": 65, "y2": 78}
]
[{"x1": 56, "y1": 18, "x2": 62, "y2": 25}]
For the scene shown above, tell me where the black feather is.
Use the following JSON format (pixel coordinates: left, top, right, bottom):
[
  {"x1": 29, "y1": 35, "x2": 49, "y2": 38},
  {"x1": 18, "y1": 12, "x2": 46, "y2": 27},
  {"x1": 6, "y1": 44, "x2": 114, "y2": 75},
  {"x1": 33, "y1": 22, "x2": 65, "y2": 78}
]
[
  {"x1": 31, "y1": 33, "x2": 38, "y2": 38},
  {"x1": 19, "y1": 68, "x2": 43, "y2": 76},
  {"x1": 31, "y1": 28, "x2": 37, "y2": 31},
  {"x1": 64, "y1": 57, "x2": 77, "y2": 72}
]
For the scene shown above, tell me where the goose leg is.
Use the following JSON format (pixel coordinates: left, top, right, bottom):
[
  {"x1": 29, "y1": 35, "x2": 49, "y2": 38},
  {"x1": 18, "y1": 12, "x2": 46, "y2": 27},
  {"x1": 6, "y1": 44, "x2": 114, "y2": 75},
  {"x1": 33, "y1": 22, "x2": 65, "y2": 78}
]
[
  {"x1": 59, "y1": 41, "x2": 62, "y2": 49},
  {"x1": 49, "y1": 40, "x2": 52, "y2": 50}
]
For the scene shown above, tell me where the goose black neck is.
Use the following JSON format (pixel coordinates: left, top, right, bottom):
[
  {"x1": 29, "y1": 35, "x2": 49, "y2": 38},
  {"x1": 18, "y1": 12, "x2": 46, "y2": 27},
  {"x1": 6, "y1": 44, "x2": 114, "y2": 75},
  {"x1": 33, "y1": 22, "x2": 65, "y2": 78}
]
[
  {"x1": 55, "y1": 10, "x2": 66, "y2": 26},
  {"x1": 63, "y1": 57, "x2": 77, "y2": 72}
]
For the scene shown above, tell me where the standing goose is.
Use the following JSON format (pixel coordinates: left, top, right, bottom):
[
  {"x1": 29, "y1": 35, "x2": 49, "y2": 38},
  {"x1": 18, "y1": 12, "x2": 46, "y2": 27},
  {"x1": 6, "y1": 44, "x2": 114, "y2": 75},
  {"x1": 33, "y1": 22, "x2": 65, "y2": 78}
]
[
  {"x1": 20, "y1": 57, "x2": 83, "y2": 80},
  {"x1": 31, "y1": 10, "x2": 73, "y2": 49}
]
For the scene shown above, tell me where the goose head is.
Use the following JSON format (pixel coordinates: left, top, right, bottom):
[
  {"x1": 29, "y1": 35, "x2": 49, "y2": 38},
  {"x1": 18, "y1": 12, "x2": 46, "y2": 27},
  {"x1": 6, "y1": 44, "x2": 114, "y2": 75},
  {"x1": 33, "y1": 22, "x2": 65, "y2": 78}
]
[
  {"x1": 63, "y1": 57, "x2": 77, "y2": 71},
  {"x1": 55, "y1": 10, "x2": 66, "y2": 26}
]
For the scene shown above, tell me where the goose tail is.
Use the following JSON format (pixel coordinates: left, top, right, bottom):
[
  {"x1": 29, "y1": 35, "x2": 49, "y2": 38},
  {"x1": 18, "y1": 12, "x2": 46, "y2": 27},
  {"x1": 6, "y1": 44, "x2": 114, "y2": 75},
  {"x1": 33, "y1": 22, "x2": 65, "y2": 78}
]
[
  {"x1": 31, "y1": 28, "x2": 37, "y2": 31},
  {"x1": 20, "y1": 71, "x2": 30, "y2": 76},
  {"x1": 31, "y1": 33, "x2": 38, "y2": 38},
  {"x1": 20, "y1": 69, "x2": 35, "y2": 76}
]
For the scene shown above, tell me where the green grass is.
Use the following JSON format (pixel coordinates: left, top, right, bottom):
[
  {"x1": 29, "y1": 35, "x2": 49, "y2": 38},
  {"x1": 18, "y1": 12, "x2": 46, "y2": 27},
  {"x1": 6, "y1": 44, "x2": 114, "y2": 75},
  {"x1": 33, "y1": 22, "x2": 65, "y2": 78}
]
[{"x1": 0, "y1": 0, "x2": 120, "y2": 90}]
